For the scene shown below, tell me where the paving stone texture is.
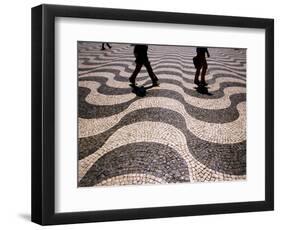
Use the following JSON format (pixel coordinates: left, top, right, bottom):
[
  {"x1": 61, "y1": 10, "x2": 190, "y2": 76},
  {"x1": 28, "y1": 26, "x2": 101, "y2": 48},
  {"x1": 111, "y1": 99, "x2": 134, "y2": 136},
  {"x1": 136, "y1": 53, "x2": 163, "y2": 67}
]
[{"x1": 77, "y1": 42, "x2": 246, "y2": 187}]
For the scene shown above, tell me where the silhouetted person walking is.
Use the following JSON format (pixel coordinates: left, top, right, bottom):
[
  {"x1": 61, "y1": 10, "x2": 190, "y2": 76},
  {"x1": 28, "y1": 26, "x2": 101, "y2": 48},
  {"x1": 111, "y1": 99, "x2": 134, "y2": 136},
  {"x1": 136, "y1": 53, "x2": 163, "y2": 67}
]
[
  {"x1": 129, "y1": 45, "x2": 159, "y2": 86},
  {"x1": 193, "y1": 47, "x2": 210, "y2": 86},
  {"x1": 101, "y1": 43, "x2": 112, "y2": 50}
]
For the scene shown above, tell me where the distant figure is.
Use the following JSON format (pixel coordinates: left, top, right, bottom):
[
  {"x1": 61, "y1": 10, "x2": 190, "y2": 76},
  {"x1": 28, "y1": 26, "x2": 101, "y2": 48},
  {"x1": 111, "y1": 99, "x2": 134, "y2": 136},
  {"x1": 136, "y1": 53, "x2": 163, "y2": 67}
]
[
  {"x1": 193, "y1": 47, "x2": 210, "y2": 86},
  {"x1": 129, "y1": 45, "x2": 159, "y2": 86},
  {"x1": 101, "y1": 43, "x2": 112, "y2": 50}
]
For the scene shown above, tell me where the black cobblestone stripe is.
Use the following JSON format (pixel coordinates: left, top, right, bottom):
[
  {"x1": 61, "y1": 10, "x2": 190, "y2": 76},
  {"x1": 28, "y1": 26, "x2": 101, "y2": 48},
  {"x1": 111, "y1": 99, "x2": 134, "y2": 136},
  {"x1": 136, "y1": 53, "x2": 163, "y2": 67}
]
[
  {"x1": 79, "y1": 57, "x2": 246, "y2": 73},
  {"x1": 79, "y1": 45, "x2": 245, "y2": 67},
  {"x1": 79, "y1": 142, "x2": 190, "y2": 187},
  {"x1": 79, "y1": 63, "x2": 245, "y2": 79},
  {"x1": 80, "y1": 75, "x2": 245, "y2": 99},
  {"x1": 78, "y1": 83, "x2": 245, "y2": 123},
  {"x1": 79, "y1": 107, "x2": 246, "y2": 176}
]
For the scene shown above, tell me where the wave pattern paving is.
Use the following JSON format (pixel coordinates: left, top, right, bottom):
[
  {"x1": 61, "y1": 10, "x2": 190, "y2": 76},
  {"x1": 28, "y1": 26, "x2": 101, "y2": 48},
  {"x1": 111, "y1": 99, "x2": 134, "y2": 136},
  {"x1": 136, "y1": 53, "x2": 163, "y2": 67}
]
[{"x1": 77, "y1": 42, "x2": 246, "y2": 187}]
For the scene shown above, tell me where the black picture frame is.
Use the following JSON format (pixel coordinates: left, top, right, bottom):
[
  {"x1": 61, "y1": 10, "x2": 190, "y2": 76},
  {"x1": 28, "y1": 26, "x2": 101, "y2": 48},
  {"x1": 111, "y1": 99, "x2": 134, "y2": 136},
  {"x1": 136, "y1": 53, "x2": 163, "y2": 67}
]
[{"x1": 31, "y1": 4, "x2": 274, "y2": 225}]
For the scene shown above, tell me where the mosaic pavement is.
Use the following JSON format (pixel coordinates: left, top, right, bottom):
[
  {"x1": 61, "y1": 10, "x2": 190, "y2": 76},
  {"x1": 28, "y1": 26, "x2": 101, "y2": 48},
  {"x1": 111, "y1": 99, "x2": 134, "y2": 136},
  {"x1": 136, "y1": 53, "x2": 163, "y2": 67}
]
[{"x1": 78, "y1": 42, "x2": 246, "y2": 187}]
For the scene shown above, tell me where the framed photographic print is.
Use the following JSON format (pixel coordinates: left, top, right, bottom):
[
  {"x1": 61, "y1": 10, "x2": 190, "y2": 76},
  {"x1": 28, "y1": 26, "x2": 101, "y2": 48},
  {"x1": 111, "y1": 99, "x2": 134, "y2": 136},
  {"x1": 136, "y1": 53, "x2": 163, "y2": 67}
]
[{"x1": 31, "y1": 4, "x2": 274, "y2": 225}]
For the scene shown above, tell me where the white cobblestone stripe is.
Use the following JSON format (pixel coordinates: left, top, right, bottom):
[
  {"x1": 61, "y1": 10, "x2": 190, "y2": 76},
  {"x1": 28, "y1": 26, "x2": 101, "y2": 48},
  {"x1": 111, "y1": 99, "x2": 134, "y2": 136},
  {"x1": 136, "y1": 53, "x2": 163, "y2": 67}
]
[
  {"x1": 79, "y1": 43, "x2": 245, "y2": 68},
  {"x1": 79, "y1": 80, "x2": 245, "y2": 109},
  {"x1": 79, "y1": 63, "x2": 246, "y2": 81},
  {"x1": 79, "y1": 58, "x2": 246, "y2": 76},
  {"x1": 79, "y1": 97, "x2": 246, "y2": 144},
  {"x1": 79, "y1": 55, "x2": 246, "y2": 71},
  {"x1": 96, "y1": 173, "x2": 167, "y2": 186},
  {"x1": 79, "y1": 121, "x2": 245, "y2": 182},
  {"x1": 80, "y1": 73, "x2": 245, "y2": 91}
]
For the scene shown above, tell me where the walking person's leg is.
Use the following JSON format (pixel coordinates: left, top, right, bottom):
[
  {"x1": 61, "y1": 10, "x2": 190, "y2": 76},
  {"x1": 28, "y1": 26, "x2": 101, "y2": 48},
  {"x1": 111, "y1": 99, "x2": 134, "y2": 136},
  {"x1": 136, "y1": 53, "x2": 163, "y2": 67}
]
[
  {"x1": 201, "y1": 59, "x2": 208, "y2": 85},
  {"x1": 144, "y1": 61, "x2": 159, "y2": 85},
  {"x1": 193, "y1": 56, "x2": 201, "y2": 85},
  {"x1": 101, "y1": 43, "x2": 105, "y2": 50},
  {"x1": 194, "y1": 67, "x2": 201, "y2": 85},
  {"x1": 106, "y1": 43, "x2": 111, "y2": 49},
  {"x1": 129, "y1": 63, "x2": 142, "y2": 85}
]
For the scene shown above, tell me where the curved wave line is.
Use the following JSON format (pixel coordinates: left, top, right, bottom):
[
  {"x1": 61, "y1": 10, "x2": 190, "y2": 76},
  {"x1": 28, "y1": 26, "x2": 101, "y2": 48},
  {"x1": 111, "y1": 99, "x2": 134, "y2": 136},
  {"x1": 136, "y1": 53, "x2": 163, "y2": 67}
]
[
  {"x1": 79, "y1": 53, "x2": 246, "y2": 69},
  {"x1": 79, "y1": 97, "x2": 246, "y2": 144},
  {"x1": 79, "y1": 64, "x2": 246, "y2": 81},
  {"x1": 96, "y1": 173, "x2": 168, "y2": 186},
  {"x1": 78, "y1": 44, "x2": 245, "y2": 63},
  {"x1": 79, "y1": 80, "x2": 245, "y2": 109},
  {"x1": 80, "y1": 73, "x2": 245, "y2": 93},
  {"x1": 79, "y1": 48, "x2": 245, "y2": 65},
  {"x1": 79, "y1": 121, "x2": 246, "y2": 182},
  {"x1": 79, "y1": 57, "x2": 246, "y2": 75}
]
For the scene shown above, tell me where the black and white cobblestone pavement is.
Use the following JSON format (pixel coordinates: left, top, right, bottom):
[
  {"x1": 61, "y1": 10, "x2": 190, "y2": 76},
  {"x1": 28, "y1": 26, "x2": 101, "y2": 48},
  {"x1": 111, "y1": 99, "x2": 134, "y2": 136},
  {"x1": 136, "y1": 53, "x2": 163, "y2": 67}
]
[{"x1": 77, "y1": 42, "x2": 246, "y2": 187}]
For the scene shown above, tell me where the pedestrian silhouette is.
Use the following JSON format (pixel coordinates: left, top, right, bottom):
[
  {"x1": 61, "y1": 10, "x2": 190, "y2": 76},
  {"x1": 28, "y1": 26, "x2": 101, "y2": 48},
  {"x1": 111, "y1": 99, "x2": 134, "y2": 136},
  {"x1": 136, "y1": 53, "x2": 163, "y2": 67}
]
[
  {"x1": 101, "y1": 43, "x2": 112, "y2": 50},
  {"x1": 193, "y1": 47, "x2": 210, "y2": 86},
  {"x1": 129, "y1": 45, "x2": 159, "y2": 87}
]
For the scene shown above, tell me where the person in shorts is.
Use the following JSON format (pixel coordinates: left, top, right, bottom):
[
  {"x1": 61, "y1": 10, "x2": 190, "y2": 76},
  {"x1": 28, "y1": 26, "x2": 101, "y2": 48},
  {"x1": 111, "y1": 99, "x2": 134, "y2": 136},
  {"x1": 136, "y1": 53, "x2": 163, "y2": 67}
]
[{"x1": 193, "y1": 47, "x2": 210, "y2": 86}]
